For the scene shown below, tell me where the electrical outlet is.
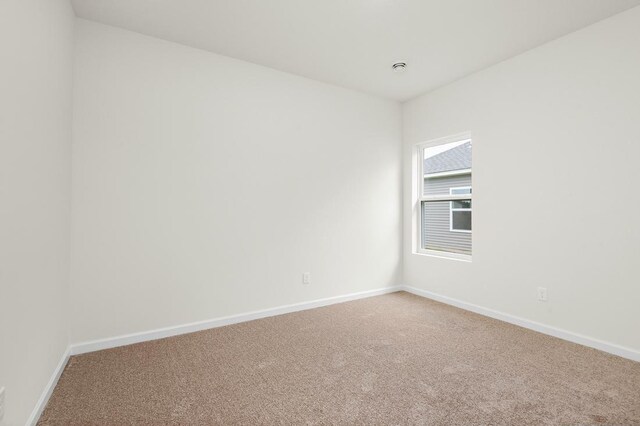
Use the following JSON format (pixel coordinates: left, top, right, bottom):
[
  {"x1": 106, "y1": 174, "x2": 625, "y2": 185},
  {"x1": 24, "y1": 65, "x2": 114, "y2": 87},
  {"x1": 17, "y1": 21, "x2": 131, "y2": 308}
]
[
  {"x1": 0, "y1": 386, "x2": 5, "y2": 421},
  {"x1": 537, "y1": 287, "x2": 548, "y2": 302},
  {"x1": 302, "y1": 272, "x2": 311, "y2": 285}
]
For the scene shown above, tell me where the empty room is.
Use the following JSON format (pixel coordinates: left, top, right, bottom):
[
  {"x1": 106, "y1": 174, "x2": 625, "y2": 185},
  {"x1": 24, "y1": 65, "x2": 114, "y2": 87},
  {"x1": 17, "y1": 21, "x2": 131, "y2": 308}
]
[{"x1": 2, "y1": 0, "x2": 640, "y2": 424}]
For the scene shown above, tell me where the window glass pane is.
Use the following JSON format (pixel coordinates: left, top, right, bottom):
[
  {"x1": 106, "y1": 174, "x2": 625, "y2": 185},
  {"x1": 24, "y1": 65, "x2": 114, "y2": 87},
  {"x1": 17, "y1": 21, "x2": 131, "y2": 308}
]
[
  {"x1": 452, "y1": 211, "x2": 472, "y2": 231},
  {"x1": 452, "y1": 199, "x2": 471, "y2": 209},
  {"x1": 423, "y1": 140, "x2": 472, "y2": 196},
  {"x1": 421, "y1": 201, "x2": 471, "y2": 255}
]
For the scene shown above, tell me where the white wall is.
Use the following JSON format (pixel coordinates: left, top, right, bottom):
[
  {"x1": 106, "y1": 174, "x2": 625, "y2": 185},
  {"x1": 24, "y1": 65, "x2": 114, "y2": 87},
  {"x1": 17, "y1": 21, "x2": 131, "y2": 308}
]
[
  {"x1": 70, "y1": 20, "x2": 402, "y2": 344},
  {"x1": 0, "y1": 1, "x2": 74, "y2": 425},
  {"x1": 403, "y1": 6, "x2": 640, "y2": 353}
]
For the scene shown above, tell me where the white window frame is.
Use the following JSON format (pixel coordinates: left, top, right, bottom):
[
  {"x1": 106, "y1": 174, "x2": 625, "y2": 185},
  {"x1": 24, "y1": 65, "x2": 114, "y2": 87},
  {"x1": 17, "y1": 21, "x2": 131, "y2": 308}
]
[
  {"x1": 414, "y1": 132, "x2": 472, "y2": 262},
  {"x1": 449, "y1": 186, "x2": 472, "y2": 233}
]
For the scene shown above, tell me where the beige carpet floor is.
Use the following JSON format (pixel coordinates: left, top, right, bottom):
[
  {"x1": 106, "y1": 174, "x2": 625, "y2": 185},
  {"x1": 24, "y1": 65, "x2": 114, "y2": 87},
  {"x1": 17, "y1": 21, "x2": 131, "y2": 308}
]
[{"x1": 39, "y1": 292, "x2": 640, "y2": 425}]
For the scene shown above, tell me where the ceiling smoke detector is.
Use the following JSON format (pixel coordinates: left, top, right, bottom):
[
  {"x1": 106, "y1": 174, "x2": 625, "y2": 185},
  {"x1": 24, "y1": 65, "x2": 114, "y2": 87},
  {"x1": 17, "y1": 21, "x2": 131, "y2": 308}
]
[{"x1": 392, "y1": 62, "x2": 407, "y2": 73}]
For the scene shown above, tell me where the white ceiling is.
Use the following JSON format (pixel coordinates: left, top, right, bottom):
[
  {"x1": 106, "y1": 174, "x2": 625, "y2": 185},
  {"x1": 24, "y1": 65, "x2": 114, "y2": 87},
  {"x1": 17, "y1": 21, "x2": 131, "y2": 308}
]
[{"x1": 71, "y1": 0, "x2": 640, "y2": 101}]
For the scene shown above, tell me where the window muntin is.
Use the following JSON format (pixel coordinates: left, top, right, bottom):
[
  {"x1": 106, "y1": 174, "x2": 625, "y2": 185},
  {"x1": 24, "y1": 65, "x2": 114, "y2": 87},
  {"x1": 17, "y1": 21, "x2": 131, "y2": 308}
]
[{"x1": 417, "y1": 135, "x2": 472, "y2": 259}]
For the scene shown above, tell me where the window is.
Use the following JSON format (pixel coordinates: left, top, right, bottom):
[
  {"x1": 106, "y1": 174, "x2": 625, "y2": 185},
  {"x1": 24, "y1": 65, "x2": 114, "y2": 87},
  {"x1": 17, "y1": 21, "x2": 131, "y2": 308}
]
[
  {"x1": 416, "y1": 134, "x2": 472, "y2": 260},
  {"x1": 450, "y1": 187, "x2": 472, "y2": 233}
]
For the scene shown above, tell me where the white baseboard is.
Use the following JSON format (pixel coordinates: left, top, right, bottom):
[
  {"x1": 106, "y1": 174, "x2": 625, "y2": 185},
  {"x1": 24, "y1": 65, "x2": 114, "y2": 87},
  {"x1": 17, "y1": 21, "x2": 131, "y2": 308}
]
[
  {"x1": 70, "y1": 286, "x2": 402, "y2": 356},
  {"x1": 26, "y1": 346, "x2": 71, "y2": 426},
  {"x1": 400, "y1": 284, "x2": 640, "y2": 362}
]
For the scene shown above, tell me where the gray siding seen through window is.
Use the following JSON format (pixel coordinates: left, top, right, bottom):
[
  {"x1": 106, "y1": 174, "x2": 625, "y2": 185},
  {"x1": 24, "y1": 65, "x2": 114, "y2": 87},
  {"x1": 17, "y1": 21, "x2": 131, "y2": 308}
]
[{"x1": 422, "y1": 173, "x2": 471, "y2": 255}]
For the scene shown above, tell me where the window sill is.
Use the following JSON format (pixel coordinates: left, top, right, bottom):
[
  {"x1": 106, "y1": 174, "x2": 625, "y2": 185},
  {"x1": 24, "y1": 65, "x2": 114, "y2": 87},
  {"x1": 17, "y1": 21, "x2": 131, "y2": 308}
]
[{"x1": 414, "y1": 249, "x2": 472, "y2": 263}]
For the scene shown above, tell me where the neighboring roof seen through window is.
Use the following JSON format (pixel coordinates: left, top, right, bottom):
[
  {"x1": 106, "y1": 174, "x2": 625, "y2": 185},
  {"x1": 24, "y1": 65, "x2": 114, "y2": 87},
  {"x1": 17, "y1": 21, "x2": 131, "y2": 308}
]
[{"x1": 424, "y1": 140, "x2": 472, "y2": 175}]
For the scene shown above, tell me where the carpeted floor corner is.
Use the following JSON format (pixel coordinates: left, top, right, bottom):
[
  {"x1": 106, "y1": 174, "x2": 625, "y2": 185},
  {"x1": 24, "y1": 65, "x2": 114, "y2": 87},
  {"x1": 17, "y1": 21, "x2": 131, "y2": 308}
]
[{"x1": 38, "y1": 291, "x2": 640, "y2": 425}]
